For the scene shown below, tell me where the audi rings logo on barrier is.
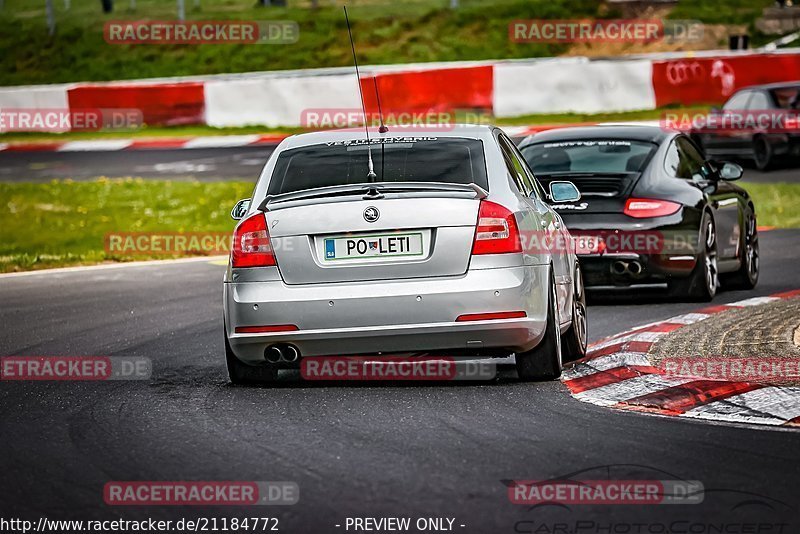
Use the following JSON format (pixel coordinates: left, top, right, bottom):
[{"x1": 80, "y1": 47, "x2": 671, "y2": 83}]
[{"x1": 665, "y1": 61, "x2": 705, "y2": 86}]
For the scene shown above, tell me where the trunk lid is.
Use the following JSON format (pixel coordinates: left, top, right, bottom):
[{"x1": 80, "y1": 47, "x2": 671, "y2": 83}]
[{"x1": 267, "y1": 195, "x2": 479, "y2": 284}]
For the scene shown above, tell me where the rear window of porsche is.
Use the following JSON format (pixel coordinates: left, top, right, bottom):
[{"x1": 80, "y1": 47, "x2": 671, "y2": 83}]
[
  {"x1": 521, "y1": 140, "x2": 657, "y2": 174},
  {"x1": 267, "y1": 137, "x2": 488, "y2": 195}
]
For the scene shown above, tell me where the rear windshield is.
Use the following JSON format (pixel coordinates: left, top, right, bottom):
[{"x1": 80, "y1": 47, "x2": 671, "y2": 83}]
[
  {"x1": 520, "y1": 139, "x2": 657, "y2": 174},
  {"x1": 267, "y1": 137, "x2": 488, "y2": 195},
  {"x1": 770, "y1": 87, "x2": 800, "y2": 109}
]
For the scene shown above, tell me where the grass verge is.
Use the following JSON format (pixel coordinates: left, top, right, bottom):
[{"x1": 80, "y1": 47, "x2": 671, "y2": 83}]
[
  {"x1": 0, "y1": 178, "x2": 253, "y2": 273},
  {"x1": 0, "y1": 0, "x2": 773, "y2": 86},
  {"x1": 740, "y1": 182, "x2": 800, "y2": 229},
  {"x1": 1, "y1": 179, "x2": 796, "y2": 274}
]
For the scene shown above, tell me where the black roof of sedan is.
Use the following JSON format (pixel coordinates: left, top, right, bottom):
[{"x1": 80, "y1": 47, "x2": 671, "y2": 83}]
[{"x1": 519, "y1": 125, "x2": 673, "y2": 147}]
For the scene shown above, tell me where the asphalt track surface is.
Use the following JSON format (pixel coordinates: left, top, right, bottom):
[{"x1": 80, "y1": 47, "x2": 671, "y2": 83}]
[
  {"x1": 1, "y1": 229, "x2": 800, "y2": 532},
  {"x1": 1, "y1": 144, "x2": 798, "y2": 183}
]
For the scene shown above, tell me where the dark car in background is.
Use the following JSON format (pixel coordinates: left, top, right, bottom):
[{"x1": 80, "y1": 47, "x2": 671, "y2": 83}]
[
  {"x1": 518, "y1": 126, "x2": 759, "y2": 301},
  {"x1": 691, "y1": 82, "x2": 800, "y2": 171}
]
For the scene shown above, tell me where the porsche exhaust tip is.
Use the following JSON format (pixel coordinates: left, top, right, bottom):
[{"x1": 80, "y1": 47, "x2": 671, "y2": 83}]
[
  {"x1": 612, "y1": 261, "x2": 628, "y2": 275},
  {"x1": 612, "y1": 260, "x2": 643, "y2": 276}
]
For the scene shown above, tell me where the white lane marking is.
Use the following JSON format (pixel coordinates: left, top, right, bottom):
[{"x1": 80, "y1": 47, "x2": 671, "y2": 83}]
[
  {"x1": 573, "y1": 375, "x2": 695, "y2": 407},
  {"x1": 683, "y1": 386, "x2": 800, "y2": 422},
  {"x1": 182, "y1": 135, "x2": 260, "y2": 149},
  {"x1": 589, "y1": 330, "x2": 667, "y2": 352},
  {"x1": 727, "y1": 296, "x2": 781, "y2": 307},
  {"x1": 0, "y1": 255, "x2": 227, "y2": 278},
  {"x1": 564, "y1": 352, "x2": 653, "y2": 380},
  {"x1": 661, "y1": 313, "x2": 710, "y2": 325},
  {"x1": 682, "y1": 411, "x2": 789, "y2": 426},
  {"x1": 501, "y1": 126, "x2": 533, "y2": 137},
  {"x1": 151, "y1": 161, "x2": 216, "y2": 173},
  {"x1": 57, "y1": 140, "x2": 134, "y2": 151},
  {"x1": 598, "y1": 120, "x2": 662, "y2": 128}
]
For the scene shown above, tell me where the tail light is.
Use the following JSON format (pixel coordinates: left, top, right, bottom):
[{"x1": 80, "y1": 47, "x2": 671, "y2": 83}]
[
  {"x1": 624, "y1": 198, "x2": 682, "y2": 219},
  {"x1": 472, "y1": 200, "x2": 522, "y2": 255},
  {"x1": 231, "y1": 212, "x2": 276, "y2": 268}
]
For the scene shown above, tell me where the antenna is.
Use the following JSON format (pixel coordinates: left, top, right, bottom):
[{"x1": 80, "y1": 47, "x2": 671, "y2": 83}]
[
  {"x1": 344, "y1": 6, "x2": 377, "y2": 182},
  {"x1": 373, "y1": 76, "x2": 389, "y2": 133}
]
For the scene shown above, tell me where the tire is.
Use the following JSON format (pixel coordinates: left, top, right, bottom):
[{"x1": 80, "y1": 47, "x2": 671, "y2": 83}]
[
  {"x1": 516, "y1": 270, "x2": 563, "y2": 381},
  {"x1": 225, "y1": 329, "x2": 278, "y2": 385},
  {"x1": 669, "y1": 212, "x2": 718, "y2": 302},
  {"x1": 560, "y1": 262, "x2": 588, "y2": 362},
  {"x1": 723, "y1": 208, "x2": 759, "y2": 290},
  {"x1": 753, "y1": 136, "x2": 775, "y2": 171}
]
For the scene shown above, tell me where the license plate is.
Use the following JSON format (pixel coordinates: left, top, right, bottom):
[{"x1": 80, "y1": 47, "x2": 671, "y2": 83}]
[
  {"x1": 323, "y1": 232, "x2": 424, "y2": 261},
  {"x1": 575, "y1": 235, "x2": 603, "y2": 256}
]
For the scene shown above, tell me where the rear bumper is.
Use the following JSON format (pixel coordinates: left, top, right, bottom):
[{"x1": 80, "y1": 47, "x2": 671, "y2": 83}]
[
  {"x1": 562, "y1": 212, "x2": 702, "y2": 288},
  {"x1": 224, "y1": 265, "x2": 550, "y2": 362},
  {"x1": 579, "y1": 253, "x2": 698, "y2": 288}
]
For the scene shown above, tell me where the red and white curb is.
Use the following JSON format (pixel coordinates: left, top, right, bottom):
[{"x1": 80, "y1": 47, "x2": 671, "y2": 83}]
[
  {"x1": 0, "y1": 133, "x2": 289, "y2": 153},
  {"x1": 562, "y1": 290, "x2": 800, "y2": 428},
  {"x1": 0, "y1": 122, "x2": 662, "y2": 153}
]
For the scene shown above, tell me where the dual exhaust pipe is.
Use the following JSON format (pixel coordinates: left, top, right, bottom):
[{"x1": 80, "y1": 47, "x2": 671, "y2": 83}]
[
  {"x1": 265, "y1": 344, "x2": 300, "y2": 364},
  {"x1": 612, "y1": 260, "x2": 643, "y2": 276}
]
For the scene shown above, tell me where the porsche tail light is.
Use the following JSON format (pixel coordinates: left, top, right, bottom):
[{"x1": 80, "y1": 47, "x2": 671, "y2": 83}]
[
  {"x1": 624, "y1": 198, "x2": 682, "y2": 219},
  {"x1": 231, "y1": 212, "x2": 276, "y2": 268},
  {"x1": 472, "y1": 200, "x2": 522, "y2": 255}
]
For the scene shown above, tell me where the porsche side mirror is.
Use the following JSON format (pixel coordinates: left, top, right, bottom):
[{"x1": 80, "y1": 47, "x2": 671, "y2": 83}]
[
  {"x1": 549, "y1": 181, "x2": 581, "y2": 203},
  {"x1": 719, "y1": 162, "x2": 744, "y2": 181}
]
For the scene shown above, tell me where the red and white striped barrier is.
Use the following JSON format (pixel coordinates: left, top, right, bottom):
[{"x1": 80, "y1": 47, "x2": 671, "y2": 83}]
[
  {"x1": 0, "y1": 122, "x2": 618, "y2": 152},
  {"x1": 0, "y1": 133, "x2": 288, "y2": 152},
  {"x1": 1, "y1": 49, "x2": 799, "y2": 133},
  {"x1": 562, "y1": 290, "x2": 800, "y2": 428}
]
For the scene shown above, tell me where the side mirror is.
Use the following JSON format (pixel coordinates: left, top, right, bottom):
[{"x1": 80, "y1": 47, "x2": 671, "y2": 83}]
[
  {"x1": 230, "y1": 198, "x2": 251, "y2": 220},
  {"x1": 549, "y1": 181, "x2": 581, "y2": 203},
  {"x1": 719, "y1": 162, "x2": 743, "y2": 181}
]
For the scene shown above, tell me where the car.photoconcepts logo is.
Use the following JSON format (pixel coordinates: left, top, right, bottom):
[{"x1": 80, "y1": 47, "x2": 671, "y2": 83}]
[{"x1": 363, "y1": 207, "x2": 380, "y2": 223}]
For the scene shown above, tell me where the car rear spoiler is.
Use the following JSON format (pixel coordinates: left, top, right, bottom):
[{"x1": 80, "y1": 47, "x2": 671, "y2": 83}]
[{"x1": 259, "y1": 182, "x2": 488, "y2": 211}]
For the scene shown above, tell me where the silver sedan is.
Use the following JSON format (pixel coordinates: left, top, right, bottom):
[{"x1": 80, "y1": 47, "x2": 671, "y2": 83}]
[{"x1": 223, "y1": 125, "x2": 588, "y2": 384}]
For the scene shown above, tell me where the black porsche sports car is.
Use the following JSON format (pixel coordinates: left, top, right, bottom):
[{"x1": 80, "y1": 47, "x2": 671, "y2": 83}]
[{"x1": 518, "y1": 125, "x2": 759, "y2": 301}]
